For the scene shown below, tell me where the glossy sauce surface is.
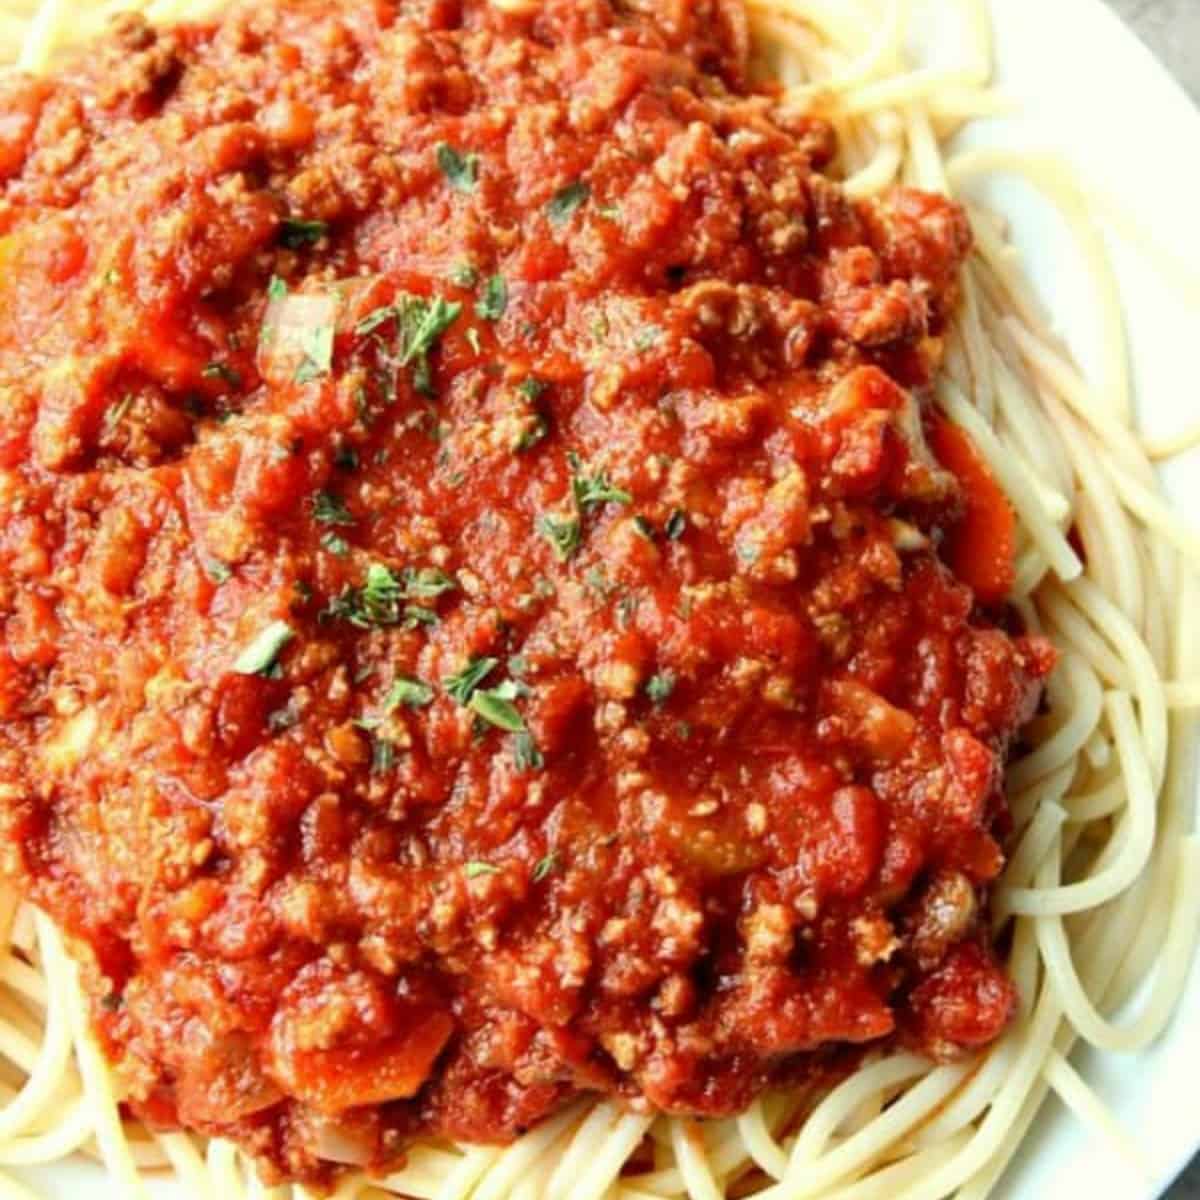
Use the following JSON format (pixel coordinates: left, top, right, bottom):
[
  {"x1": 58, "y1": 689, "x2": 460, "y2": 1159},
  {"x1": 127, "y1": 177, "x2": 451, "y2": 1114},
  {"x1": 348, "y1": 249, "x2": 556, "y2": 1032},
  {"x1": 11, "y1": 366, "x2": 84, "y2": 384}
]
[{"x1": 0, "y1": 0, "x2": 1052, "y2": 1182}]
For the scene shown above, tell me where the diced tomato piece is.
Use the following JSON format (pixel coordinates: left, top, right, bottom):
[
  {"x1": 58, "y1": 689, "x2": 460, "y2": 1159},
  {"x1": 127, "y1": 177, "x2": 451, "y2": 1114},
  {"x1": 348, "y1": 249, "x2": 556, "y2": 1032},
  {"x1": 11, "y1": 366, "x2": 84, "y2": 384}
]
[{"x1": 928, "y1": 414, "x2": 1016, "y2": 605}]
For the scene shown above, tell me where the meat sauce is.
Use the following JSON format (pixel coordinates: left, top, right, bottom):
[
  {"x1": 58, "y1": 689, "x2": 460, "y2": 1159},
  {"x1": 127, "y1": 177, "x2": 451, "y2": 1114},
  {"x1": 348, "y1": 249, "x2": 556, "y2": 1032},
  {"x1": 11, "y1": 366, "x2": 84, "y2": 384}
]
[{"x1": 0, "y1": 0, "x2": 1054, "y2": 1183}]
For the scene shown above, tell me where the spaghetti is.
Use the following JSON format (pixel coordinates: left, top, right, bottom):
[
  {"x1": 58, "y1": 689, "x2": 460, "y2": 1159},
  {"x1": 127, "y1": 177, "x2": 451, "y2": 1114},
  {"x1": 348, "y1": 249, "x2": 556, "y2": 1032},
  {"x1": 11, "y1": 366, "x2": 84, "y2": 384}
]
[{"x1": 0, "y1": 0, "x2": 1197, "y2": 1198}]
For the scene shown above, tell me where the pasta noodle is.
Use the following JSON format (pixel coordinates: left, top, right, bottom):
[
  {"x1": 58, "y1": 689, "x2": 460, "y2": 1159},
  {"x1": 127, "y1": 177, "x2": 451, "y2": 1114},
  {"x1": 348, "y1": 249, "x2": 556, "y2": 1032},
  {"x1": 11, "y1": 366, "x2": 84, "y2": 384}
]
[{"x1": 0, "y1": 0, "x2": 1198, "y2": 1197}]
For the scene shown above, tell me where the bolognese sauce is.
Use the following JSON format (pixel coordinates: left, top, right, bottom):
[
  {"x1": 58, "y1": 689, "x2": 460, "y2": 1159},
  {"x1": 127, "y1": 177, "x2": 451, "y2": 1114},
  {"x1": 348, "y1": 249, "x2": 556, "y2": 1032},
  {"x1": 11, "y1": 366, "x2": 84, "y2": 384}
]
[{"x1": 0, "y1": 0, "x2": 1053, "y2": 1184}]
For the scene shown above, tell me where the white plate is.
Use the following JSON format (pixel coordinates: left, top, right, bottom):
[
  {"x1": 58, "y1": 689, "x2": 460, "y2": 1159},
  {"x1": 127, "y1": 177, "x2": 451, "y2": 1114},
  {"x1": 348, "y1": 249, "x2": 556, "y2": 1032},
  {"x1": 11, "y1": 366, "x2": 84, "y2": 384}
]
[
  {"x1": 14, "y1": 0, "x2": 1200, "y2": 1196},
  {"x1": 951, "y1": 2, "x2": 1200, "y2": 1199}
]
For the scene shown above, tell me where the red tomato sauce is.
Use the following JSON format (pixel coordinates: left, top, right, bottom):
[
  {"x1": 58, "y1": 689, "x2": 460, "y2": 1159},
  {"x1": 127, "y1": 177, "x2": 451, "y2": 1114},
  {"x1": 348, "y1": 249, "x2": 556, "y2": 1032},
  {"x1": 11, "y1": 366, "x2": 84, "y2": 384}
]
[{"x1": 0, "y1": 0, "x2": 1053, "y2": 1184}]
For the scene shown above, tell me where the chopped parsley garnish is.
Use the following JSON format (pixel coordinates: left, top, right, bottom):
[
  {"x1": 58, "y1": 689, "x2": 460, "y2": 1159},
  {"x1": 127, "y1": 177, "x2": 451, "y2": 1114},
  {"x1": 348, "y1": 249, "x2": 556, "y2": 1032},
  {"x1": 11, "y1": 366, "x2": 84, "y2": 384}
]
[
  {"x1": 202, "y1": 362, "x2": 242, "y2": 389},
  {"x1": 476, "y1": 274, "x2": 508, "y2": 321},
  {"x1": 470, "y1": 681, "x2": 526, "y2": 733},
  {"x1": 385, "y1": 676, "x2": 434, "y2": 710},
  {"x1": 665, "y1": 509, "x2": 688, "y2": 540},
  {"x1": 515, "y1": 413, "x2": 549, "y2": 453},
  {"x1": 632, "y1": 515, "x2": 656, "y2": 541},
  {"x1": 402, "y1": 566, "x2": 457, "y2": 599},
  {"x1": 371, "y1": 736, "x2": 397, "y2": 773},
  {"x1": 398, "y1": 294, "x2": 463, "y2": 394},
  {"x1": 232, "y1": 620, "x2": 295, "y2": 677},
  {"x1": 531, "y1": 851, "x2": 558, "y2": 882},
  {"x1": 268, "y1": 275, "x2": 288, "y2": 302},
  {"x1": 353, "y1": 293, "x2": 462, "y2": 394},
  {"x1": 404, "y1": 605, "x2": 439, "y2": 628},
  {"x1": 436, "y1": 143, "x2": 479, "y2": 194},
  {"x1": 358, "y1": 563, "x2": 404, "y2": 623},
  {"x1": 444, "y1": 656, "x2": 498, "y2": 704},
  {"x1": 646, "y1": 670, "x2": 676, "y2": 706},
  {"x1": 312, "y1": 490, "x2": 355, "y2": 526},
  {"x1": 518, "y1": 377, "x2": 548, "y2": 400},
  {"x1": 203, "y1": 557, "x2": 232, "y2": 584},
  {"x1": 465, "y1": 861, "x2": 500, "y2": 878},
  {"x1": 279, "y1": 218, "x2": 328, "y2": 248},
  {"x1": 355, "y1": 305, "x2": 398, "y2": 337},
  {"x1": 321, "y1": 562, "x2": 449, "y2": 629},
  {"x1": 514, "y1": 730, "x2": 545, "y2": 772},
  {"x1": 321, "y1": 531, "x2": 350, "y2": 557},
  {"x1": 547, "y1": 179, "x2": 590, "y2": 225},
  {"x1": 449, "y1": 261, "x2": 479, "y2": 288},
  {"x1": 537, "y1": 513, "x2": 582, "y2": 562},
  {"x1": 569, "y1": 453, "x2": 631, "y2": 510}
]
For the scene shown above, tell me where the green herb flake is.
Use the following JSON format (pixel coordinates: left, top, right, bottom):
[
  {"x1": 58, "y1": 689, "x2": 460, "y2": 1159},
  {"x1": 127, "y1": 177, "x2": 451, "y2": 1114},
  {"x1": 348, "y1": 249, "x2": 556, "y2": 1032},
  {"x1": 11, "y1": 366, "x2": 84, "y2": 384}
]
[
  {"x1": 233, "y1": 620, "x2": 295, "y2": 677},
  {"x1": 518, "y1": 377, "x2": 548, "y2": 401},
  {"x1": 465, "y1": 860, "x2": 500, "y2": 878},
  {"x1": 267, "y1": 275, "x2": 288, "y2": 302},
  {"x1": 436, "y1": 143, "x2": 479, "y2": 194},
  {"x1": 355, "y1": 305, "x2": 397, "y2": 337},
  {"x1": 476, "y1": 274, "x2": 508, "y2": 321},
  {"x1": 313, "y1": 490, "x2": 355, "y2": 526},
  {"x1": 444, "y1": 656, "x2": 499, "y2": 705},
  {"x1": 547, "y1": 180, "x2": 590, "y2": 226},
  {"x1": 470, "y1": 686, "x2": 526, "y2": 733},
  {"x1": 646, "y1": 670, "x2": 676, "y2": 706},
  {"x1": 537, "y1": 513, "x2": 582, "y2": 562},
  {"x1": 397, "y1": 294, "x2": 463, "y2": 394},
  {"x1": 371, "y1": 736, "x2": 397, "y2": 774},
  {"x1": 403, "y1": 605, "x2": 439, "y2": 629},
  {"x1": 514, "y1": 731, "x2": 544, "y2": 772},
  {"x1": 665, "y1": 509, "x2": 687, "y2": 541},
  {"x1": 360, "y1": 563, "x2": 405, "y2": 624},
  {"x1": 531, "y1": 851, "x2": 558, "y2": 882},
  {"x1": 514, "y1": 413, "x2": 549, "y2": 454},
  {"x1": 385, "y1": 676, "x2": 434, "y2": 710},
  {"x1": 333, "y1": 443, "x2": 359, "y2": 472},
  {"x1": 403, "y1": 566, "x2": 457, "y2": 599},
  {"x1": 632, "y1": 515, "x2": 656, "y2": 542},
  {"x1": 279, "y1": 218, "x2": 329, "y2": 248},
  {"x1": 569, "y1": 453, "x2": 632, "y2": 510},
  {"x1": 321, "y1": 531, "x2": 350, "y2": 558},
  {"x1": 202, "y1": 361, "x2": 242, "y2": 389}
]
